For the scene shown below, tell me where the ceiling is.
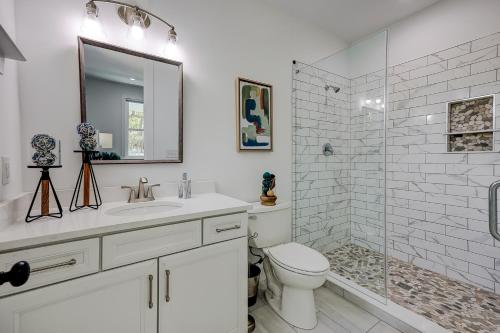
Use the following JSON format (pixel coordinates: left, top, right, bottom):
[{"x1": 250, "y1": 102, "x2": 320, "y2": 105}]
[
  {"x1": 84, "y1": 44, "x2": 145, "y2": 86},
  {"x1": 263, "y1": 0, "x2": 443, "y2": 42}
]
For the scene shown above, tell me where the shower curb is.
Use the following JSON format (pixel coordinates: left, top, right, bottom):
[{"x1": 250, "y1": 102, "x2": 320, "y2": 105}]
[{"x1": 325, "y1": 274, "x2": 452, "y2": 333}]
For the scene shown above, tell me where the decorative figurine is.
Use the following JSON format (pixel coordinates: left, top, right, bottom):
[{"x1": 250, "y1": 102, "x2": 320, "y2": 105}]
[
  {"x1": 26, "y1": 133, "x2": 63, "y2": 222},
  {"x1": 70, "y1": 122, "x2": 102, "y2": 212},
  {"x1": 76, "y1": 122, "x2": 97, "y2": 137},
  {"x1": 79, "y1": 136, "x2": 97, "y2": 151},
  {"x1": 31, "y1": 134, "x2": 56, "y2": 152},
  {"x1": 260, "y1": 172, "x2": 277, "y2": 206},
  {"x1": 31, "y1": 134, "x2": 57, "y2": 166},
  {"x1": 32, "y1": 151, "x2": 56, "y2": 166},
  {"x1": 77, "y1": 122, "x2": 97, "y2": 151}
]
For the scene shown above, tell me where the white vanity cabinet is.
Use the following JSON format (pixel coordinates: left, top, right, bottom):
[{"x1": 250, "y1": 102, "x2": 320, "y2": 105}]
[
  {"x1": 0, "y1": 210, "x2": 248, "y2": 333},
  {"x1": 0, "y1": 259, "x2": 158, "y2": 333},
  {"x1": 158, "y1": 237, "x2": 247, "y2": 333}
]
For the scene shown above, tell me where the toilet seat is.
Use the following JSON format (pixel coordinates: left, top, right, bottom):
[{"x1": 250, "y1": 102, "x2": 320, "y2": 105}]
[{"x1": 266, "y1": 242, "x2": 329, "y2": 276}]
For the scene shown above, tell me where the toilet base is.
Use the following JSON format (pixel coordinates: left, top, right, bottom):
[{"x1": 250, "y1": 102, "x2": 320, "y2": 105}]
[{"x1": 265, "y1": 286, "x2": 318, "y2": 330}]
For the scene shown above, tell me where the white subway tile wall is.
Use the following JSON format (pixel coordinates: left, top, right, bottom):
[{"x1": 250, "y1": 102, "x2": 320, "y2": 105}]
[
  {"x1": 386, "y1": 32, "x2": 500, "y2": 295},
  {"x1": 293, "y1": 32, "x2": 500, "y2": 295},
  {"x1": 292, "y1": 63, "x2": 352, "y2": 253}
]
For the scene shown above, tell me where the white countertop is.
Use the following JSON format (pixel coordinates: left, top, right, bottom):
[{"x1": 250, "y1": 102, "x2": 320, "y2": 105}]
[{"x1": 0, "y1": 193, "x2": 252, "y2": 252}]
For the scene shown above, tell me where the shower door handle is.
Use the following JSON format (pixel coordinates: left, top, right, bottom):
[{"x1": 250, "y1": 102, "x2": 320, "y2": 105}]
[{"x1": 488, "y1": 180, "x2": 500, "y2": 241}]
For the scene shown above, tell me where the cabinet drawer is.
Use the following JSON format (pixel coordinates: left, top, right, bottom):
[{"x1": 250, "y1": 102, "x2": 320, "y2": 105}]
[
  {"x1": 203, "y1": 213, "x2": 247, "y2": 245},
  {"x1": 0, "y1": 238, "x2": 100, "y2": 297},
  {"x1": 102, "y1": 220, "x2": 202, "y2": 270}
]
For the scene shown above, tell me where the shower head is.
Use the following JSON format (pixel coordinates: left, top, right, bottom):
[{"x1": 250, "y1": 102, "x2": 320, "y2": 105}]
[{"x1": 325, "y1": 85, "x2": 340, "y2": 93}]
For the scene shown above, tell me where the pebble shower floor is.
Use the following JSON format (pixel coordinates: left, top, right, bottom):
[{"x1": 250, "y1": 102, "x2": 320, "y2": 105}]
[{"x1": 326, "y1": 244, "x2": 500, "y2": 333}]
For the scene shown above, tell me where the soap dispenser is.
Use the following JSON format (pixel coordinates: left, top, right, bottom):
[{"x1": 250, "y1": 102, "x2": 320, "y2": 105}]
[{"x1": 178, "y1": 172, "x2": 191, "y2": 199}]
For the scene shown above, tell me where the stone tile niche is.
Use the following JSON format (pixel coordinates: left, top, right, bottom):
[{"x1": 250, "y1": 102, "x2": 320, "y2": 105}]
[{"x1": 447, "y1": 96, "x2": 495, "y2": 152}]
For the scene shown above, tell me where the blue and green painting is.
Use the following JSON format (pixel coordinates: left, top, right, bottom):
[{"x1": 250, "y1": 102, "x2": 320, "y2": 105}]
[{"x1": 239, "y1": 79, "x2": 272, "y2": 150}]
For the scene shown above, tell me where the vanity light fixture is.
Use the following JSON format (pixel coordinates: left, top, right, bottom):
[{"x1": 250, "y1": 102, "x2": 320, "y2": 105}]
[{"x1": 83, "y1": 1, "x2": 178, "y2": 45}]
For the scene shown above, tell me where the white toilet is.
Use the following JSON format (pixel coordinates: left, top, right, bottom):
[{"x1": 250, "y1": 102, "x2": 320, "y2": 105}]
[{"x1": 248, "y1": 201, "x2": 329, "y2": 330}]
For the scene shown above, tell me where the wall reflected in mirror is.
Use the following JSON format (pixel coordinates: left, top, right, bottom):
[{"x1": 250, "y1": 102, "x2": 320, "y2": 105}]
[{"x1": 79, "y1": 38, "x2": 183, "y2": 164}]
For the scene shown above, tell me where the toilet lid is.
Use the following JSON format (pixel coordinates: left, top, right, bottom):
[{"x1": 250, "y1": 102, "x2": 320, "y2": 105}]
[{"x1": 267, "y1": 242, "x2": 329, "y2": 274}]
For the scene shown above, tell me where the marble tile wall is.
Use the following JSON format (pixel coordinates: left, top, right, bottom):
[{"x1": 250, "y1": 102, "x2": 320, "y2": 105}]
[
  {"x1": 292, "y1": 62, "x2": 352, "y2": 253},
  {"x1": 386, "y1": 32, "x2": 500, "y2": 294},
  {"x1": 350, "y1": 72, "x2": 386, "y2": 253}
]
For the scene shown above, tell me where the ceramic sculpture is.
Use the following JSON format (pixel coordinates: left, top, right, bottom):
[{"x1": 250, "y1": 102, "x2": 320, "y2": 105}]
[
  {"x1": 31, "y1": 134, "x2": 57, "y2": 166},
  {"x1": 260, "y1": 172, "x2": 277, "y2": 206},
  {"x1": 77, "y1": 122, "x2": 97, "y2": 151}
]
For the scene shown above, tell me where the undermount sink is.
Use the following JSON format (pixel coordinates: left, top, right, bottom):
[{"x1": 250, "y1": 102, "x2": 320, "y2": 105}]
[{"x1": 106, "y1": 201, "x2": 183, "y2": 217}]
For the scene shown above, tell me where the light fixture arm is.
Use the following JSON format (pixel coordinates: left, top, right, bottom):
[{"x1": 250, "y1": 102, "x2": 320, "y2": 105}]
[{"x1": 88, "y1": 0, "x2": 175, "y2": 30}]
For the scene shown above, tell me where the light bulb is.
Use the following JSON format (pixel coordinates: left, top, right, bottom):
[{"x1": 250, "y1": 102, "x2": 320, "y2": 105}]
[
  {"x1": 162, "y1": 42, "x2": 179, "y2": 59},
  {"x1": 81, "y1": 1, "x2": 104, "y2": 39},
  {"x1": 162, "y1": 28, "x2": 180, "y2": 59},
  {"x1": 366, "y1": 99, "x2": 372, "y2": 104},
  {"x1": 376, "y1": 99, "x2": 381, "y2": 104},
  {"x1": 128, "y1": 12, "x2": 145, "y2": 40}
]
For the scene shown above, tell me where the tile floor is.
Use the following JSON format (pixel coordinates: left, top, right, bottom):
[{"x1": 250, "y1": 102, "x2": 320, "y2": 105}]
[
  {"x1": 326, "y1": 244, "x2": 500, "y2": 333},
  {"x1": 250, "y1": 286, "x2": 402, "y2": 333}
]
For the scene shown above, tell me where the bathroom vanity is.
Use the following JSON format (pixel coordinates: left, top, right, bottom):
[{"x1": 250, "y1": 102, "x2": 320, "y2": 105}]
[{"x1": 0, "y1": 193, "x2": 251, "y2": 333}]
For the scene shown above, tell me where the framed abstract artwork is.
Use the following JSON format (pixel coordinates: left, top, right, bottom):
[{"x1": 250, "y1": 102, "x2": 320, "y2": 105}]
[{"x1": 237, "y1": 78, "x2": 273, "y2": 151}]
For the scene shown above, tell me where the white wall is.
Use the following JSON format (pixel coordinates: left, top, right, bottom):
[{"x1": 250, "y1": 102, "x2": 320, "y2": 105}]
[
  {"x1": 0, "y1": 0, "x2": 23, "y2": 202},
  {"x1": 14, "y1": 0, "x2": 346, "y2": 202},
  {"x1": 314, "y1": 31, "x2": 387, "y2": 79},
  {"x1": 388, "y1": 0, "x2": 500, "y2": 66},
  {"x1": 314, "y1": 0, "x2": 500, "y2": 79}
]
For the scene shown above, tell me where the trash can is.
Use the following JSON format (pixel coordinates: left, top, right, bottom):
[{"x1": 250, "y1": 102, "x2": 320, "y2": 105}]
[
  {"x1": 248, "y1": 264, "x2": 261, "y2": 332},
  {"x1": 248, "y1": 264, "x2": 261, "y2": 307}
]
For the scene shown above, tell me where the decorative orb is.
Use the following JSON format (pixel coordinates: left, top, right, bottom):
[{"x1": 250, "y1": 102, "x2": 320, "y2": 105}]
[
  {"x1": 32, "y1": 151, "x2": 56, "y2": 166},
  {"x1": 267, "y1": 190, "x2": 275, "y2": 197},
  {"x1": 77, "y1": 122, "x2": 96, "y2": 137},
  {"x1": 31, "y1": 134, "x2": 56, "y2": 152},
  {"x1": 79, "y1": 136, "x2": 97, "y2": 151}
]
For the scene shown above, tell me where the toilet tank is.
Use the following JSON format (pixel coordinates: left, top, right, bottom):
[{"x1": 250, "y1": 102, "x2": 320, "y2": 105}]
[{"x1": 248, "y1": 201, "x2": 292, "y2": 248}]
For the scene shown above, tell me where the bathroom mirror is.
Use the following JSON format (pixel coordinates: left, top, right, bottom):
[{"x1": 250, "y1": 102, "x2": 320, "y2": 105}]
[{"x1": 78, "y1": 37, "x2": 183, "y2": 164}]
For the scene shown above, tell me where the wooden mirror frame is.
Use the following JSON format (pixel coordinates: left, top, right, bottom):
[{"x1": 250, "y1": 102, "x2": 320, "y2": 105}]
[{"x1": 78, "y1": 37, "x2": 183, "y2": 164}]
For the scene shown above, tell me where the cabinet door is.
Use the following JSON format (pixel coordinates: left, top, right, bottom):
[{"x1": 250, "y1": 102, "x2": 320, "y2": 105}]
[
  {"x1": 159, "y1": 237, "x2": 247, "y2": 333},
  {"x1": 0, "y1": 259, "x2": 157, "y2": 333}
]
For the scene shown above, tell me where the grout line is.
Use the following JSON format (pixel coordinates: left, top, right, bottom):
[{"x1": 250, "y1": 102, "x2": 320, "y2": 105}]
[{"x1": 365, "y1": 320, "x2": 381, "y2": 333}]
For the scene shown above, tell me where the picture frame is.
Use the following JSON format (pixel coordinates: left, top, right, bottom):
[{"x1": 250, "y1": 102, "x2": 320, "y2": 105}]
[{"x1": 237, "y1": 77, "x2": 273, "y2": 151}]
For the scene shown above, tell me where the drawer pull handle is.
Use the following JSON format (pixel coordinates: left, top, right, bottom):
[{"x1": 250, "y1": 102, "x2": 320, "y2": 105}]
[
  {"x1": 148, "y1": 274, "x2": 154, "y2": 309},
  {"x1": 165, "y1": 270, "x2": 171, "y2": 302},
  {"x1": 31, "y1": 258, "x2": 77, "y2": 274},
  {"x1": 216, "y1": 225, "x2": 241, "y2": 233}
]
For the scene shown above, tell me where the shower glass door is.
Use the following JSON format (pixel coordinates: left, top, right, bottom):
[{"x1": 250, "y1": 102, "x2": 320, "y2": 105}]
[{"x1": 292, "y1": 30, "x2": 388, "y2": 301}]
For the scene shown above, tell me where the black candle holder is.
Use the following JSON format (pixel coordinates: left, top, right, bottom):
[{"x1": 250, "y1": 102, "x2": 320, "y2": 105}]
[
  {"x1": 70, "y1": 150, "x2": 102, "y2": 212},
  {"x1": 25, "y1": 165, "x2": 63, "y2": 223}
]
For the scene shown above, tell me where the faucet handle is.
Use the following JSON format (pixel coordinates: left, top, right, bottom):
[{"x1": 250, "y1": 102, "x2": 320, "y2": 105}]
[
  {"x1": 139, "y1": 177, "x2": 148, "y2": 184},
  {"x1": 121, "y1": 186, "x2": 136, "y2": 203},
  {"x1": 148, "y1": 184, "x2": 160, "y2": 200}
]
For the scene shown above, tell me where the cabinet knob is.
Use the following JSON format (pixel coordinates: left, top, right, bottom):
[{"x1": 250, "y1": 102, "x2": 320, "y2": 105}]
[{"x1": 0, "y1": 261, "x2": 31, "y2": 287}]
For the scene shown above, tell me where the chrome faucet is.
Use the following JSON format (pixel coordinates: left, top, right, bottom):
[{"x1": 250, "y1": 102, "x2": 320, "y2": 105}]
[{"x1": 122, "y1": 177, "x2": 160, "y2": 203}]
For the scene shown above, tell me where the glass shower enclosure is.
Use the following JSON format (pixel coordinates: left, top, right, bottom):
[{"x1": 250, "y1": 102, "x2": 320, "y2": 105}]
[{"x1": 292, "y1": 30, "x2": 388, "y2": 300}]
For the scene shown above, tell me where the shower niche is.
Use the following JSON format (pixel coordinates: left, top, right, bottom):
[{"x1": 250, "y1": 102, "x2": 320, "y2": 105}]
[{"x1": 446, "y1": 95, "x2": 495, "y2": 152}]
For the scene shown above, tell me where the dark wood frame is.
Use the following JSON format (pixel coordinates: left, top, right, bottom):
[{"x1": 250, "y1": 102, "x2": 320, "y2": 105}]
[
  {"x1": 78, "y1": 37, "x2": 183, "y2": 164},
  {"x1": 236, "y1": 77, "x2": 273, "y2": 152}
]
